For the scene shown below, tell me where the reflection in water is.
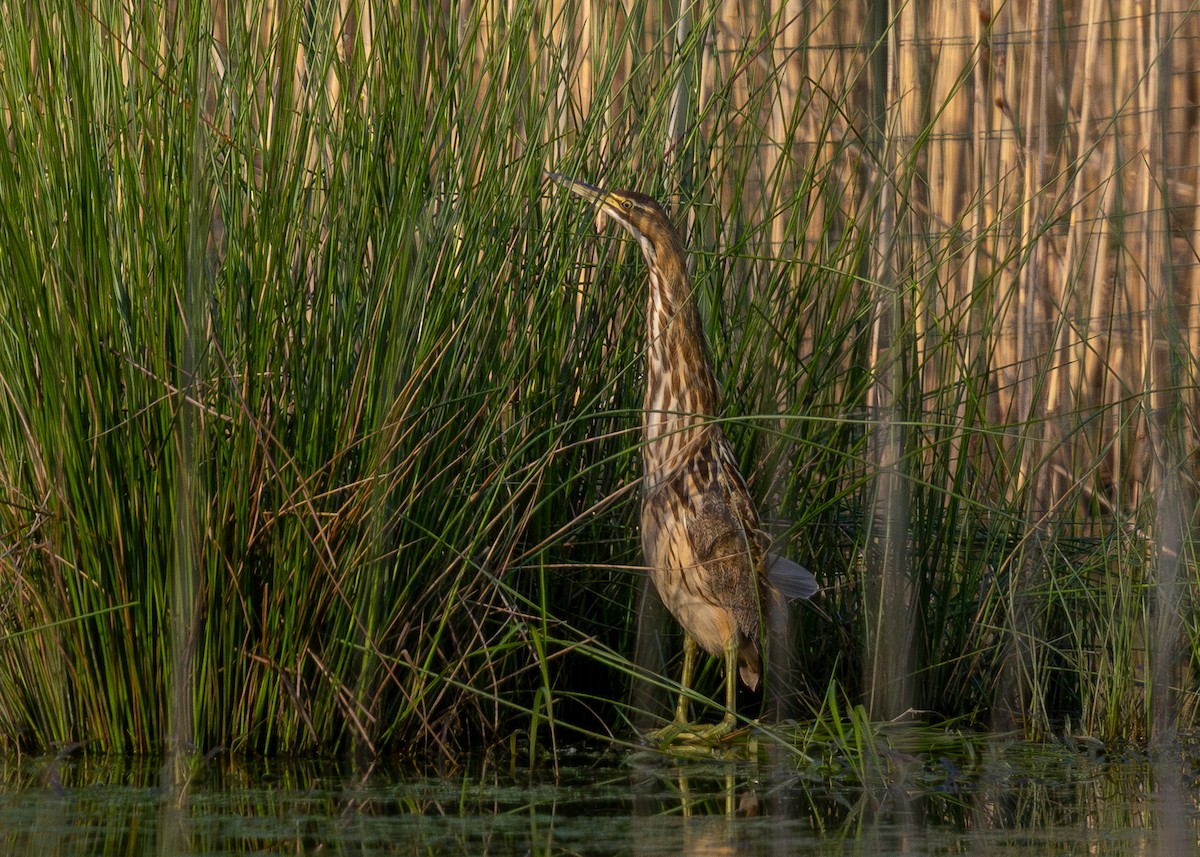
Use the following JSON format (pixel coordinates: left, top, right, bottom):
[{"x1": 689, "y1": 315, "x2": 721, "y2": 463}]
[
  {"x1": 157, "y1": 805, "x2": 191, "y2": 857},
  {"x1": 0, "y1": 741, "x2": 1195, "y2": 855}
]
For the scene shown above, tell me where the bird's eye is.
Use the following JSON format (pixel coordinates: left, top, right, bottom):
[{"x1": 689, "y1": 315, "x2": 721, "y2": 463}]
[{"x1": 620, "y1": 199, "x2": 634, "y2": 212}]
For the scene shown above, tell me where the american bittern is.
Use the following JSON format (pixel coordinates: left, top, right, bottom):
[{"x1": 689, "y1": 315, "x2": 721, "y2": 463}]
[{"x1": 549, "y1": 173, "x2": 818, "y2": 741}]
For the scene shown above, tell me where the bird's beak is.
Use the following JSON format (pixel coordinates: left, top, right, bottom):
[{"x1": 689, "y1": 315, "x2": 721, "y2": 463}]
[
  {"x1": 546, "y1": 171, "x2": 604, "y2": 204},
  {"x1": 545, "y1": 171, "x2": 615, "y2": 232}
]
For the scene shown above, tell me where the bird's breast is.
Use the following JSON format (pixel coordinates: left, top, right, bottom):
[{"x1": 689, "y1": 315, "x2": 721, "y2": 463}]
[{"x1": 641, "y1": 341, "x2": 718, "y2": 490}]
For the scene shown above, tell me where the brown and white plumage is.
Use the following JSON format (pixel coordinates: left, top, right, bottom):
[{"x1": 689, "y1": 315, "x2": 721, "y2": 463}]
[{"x1": 549, "y1": 174, "x2": 818, "y2": 740}]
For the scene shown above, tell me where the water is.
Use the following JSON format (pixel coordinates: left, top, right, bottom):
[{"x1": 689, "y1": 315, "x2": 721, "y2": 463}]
[{"x1": 0, "y1": 740, "x2": 1195, "y2": 856}]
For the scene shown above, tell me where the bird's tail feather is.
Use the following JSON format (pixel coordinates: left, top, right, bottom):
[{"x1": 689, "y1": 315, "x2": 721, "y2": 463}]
[{"x1": 766, "y1": 552, "x2": 819, "y2": 600}]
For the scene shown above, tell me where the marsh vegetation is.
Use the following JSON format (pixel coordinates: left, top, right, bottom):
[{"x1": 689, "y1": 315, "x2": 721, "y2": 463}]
[{"x1": 0, "y1": 0, "x2": 1197, "y2": 762}]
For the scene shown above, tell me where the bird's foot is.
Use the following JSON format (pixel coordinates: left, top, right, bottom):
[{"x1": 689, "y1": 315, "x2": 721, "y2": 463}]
[{"x1": 648, "y1": 714, "x2": 738, "y2": 746}]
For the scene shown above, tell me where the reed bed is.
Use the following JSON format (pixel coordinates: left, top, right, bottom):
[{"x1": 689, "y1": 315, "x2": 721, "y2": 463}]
[{"x1": 0, "y1": 0, "x2": 1197, "y2": 761}]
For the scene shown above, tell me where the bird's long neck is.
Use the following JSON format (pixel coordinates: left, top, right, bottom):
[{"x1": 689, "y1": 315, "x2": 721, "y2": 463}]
[{"x1": 641, "y1": 239, "x2": 721, "y2": 491}]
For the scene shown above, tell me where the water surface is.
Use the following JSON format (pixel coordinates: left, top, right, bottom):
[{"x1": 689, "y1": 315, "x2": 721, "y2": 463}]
[{"x1": 0, "y1": 737, "x2": 1196, "y2": 855}]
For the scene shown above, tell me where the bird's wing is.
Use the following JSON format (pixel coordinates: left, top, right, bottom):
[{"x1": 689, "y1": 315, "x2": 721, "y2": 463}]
[
  {"x1": 676, "y1": 434, "x2": 768, "y2": 630},
  {"x1": 765, "y1": 553, "x2": 819, "y2": 600},
  {"x1": 701, "y1": 430, "x2": 819, "y2": 602}
]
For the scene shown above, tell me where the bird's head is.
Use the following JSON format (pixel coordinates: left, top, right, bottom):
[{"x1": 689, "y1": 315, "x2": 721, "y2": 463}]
[{"x1": 546, "y1": 172, "x2": 680, "y2": 267}]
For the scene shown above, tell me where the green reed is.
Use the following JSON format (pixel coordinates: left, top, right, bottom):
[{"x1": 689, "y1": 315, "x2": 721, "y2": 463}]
[{"x1": 0, "y1": 0, "x2": 1195, "y2": 761}]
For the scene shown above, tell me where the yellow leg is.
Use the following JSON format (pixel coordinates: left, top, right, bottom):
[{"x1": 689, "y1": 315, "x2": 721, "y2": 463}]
[
  {"x1": 650, "y1": 634, "x2": 698, "y2": 742},
  {"x1": 683, "y1": 638, "x2": 737, "y2": 740},
  {"x1": 649, "y1": 636, "x2": 739, "y2": 744},
  {"x1": 674, "y1": 633, "x2": 698, "y2": 725}
]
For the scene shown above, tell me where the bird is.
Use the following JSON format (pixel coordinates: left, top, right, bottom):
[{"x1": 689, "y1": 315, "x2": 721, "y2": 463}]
[{"x1": 548, "y1": 172, "x2": 819, "y2": 741}]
